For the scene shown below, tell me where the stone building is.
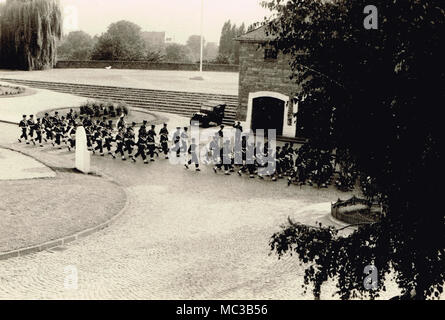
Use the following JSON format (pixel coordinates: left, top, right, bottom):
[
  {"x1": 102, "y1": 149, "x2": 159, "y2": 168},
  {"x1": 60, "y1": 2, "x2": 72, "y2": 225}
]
[{"x1": 236, "y1": 26, "x2": 300, "y2": 138}]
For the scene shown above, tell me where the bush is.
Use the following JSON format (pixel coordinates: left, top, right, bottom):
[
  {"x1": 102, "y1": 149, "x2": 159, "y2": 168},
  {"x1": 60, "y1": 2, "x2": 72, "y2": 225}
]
[{"x1": 78, "y1": 100, "x2": 130, "y2": 118}]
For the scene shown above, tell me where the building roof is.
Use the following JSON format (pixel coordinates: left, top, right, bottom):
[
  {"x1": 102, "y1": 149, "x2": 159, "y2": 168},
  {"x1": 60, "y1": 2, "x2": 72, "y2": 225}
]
[{"x1": 235, "y1": 25, "x2": 275, "y2": 43}]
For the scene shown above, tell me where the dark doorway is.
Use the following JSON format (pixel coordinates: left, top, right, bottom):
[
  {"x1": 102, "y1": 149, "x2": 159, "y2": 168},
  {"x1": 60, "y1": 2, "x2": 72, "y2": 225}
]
[{"x1": 251, "y1": 97, "x2": 285, "y2": 136}]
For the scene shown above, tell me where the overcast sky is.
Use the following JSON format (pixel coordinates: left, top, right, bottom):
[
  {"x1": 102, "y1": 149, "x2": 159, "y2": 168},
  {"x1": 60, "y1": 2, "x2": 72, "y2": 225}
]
[{"x1": 60, "y1": 0, "x2": 271, "y2": 44}]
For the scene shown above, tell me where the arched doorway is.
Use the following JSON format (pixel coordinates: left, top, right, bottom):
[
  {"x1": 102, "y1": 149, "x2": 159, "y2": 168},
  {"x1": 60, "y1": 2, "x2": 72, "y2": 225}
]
[{"x1": 251, "y1": 97, "x2": 285, "y2": 136}]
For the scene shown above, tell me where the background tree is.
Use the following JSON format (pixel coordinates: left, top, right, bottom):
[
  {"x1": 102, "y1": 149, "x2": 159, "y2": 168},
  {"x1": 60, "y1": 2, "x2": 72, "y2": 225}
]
[
  {"x1": 186, "y1": 35, "x2": 204, "y2": 63},
  {"x1": 204, "y1": 42, "x2": 219, "y2": 62},
  {"x1": 164, "y1": 43, "x2": 193, "y2": 63},
  {"x1": 218, "y1": 20, "x2": 247, "y2": 64},
  {"x1": 0, "y1": 0, "x2": 62, "y2": 70},
  {"x1": 91, "y1": 20, "x2": 146, "y2": 61},
  {"x1": 57, "y1": 30, "x2": 95, "y2": 60},
  {"x1": 233, "y1": 23, "x2": 245, "y2": 64},
  {"x1": 264, "y1": 0, "x2": 444, "y2": 299}
]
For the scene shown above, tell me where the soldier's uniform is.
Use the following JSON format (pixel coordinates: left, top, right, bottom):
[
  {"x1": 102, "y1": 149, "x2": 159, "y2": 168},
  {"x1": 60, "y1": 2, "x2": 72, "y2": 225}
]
[
  {"x1": 214, "y1": 139, "x2": 232, "y2": 175},
  {"x1": 67, "y1": 124, "x2": 76, "y2": 151},
  {"x1": 27, "y1": 115, "x2": 36, "y2": 144},
  {"x1": 93, "y1": 130, "x2": 104, "y2": 156},
  {"x1": 103, "y1": 128, "x2": 115, "y2": 158},
  {"x1": 246, "y1": 142, "x2": 257, "y2": 178},
  {"x1": 159, "y1": 124, "x2": 169, "y2": 159},
  {"x1": 146, "y1": 125, "x2": 157, "y2": 161},
  {"x1": 124, "y1": 127, "x2": 136, "y2": 157},
  {"x1": 133, "y1": 135, "x2": 148, "y2": 164},
  {"x1": 180, "y1": 127, "x2": 189, "y2": 155},
  {"x1": 139, "y1": 121, "x2": 148, "y2": 139},
  {"x1": 53, "y1": 125, "x2": 63, "y2": 148},
  {"x1": 18, "y1": 115, "x2": 28, "y2": 143},
  {"x1": 117, "y1": 116, "x2": 126, "y2": 130},
  {"x1": 185, "y1": 139, "x2": 200, "y2": 171},
  {"x1": 42, "y1": 114, "x2": 52, "y2": 142},
  {"x1": 172, "y1": 127, "x2": 181, "y2": 158},
  {"x1": 34, "y1": 119, "x2": 44, "y2": 147},
  {"x1": 114, "y1": 129, "x2": 126, "y2": 160}
]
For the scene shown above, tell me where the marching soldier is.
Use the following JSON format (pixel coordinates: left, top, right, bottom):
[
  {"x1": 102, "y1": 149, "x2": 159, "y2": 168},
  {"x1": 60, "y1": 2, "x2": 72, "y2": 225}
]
[
  {"x1": 34, "y1": 118, "x2": 44, "y2": 147},
  {"x1": 103, "y1": 128, "x2": 116, "y2": 158},
  {"x1": 124, "y1": 126, "x2": 136, "y2": 159},
  {"x1": 159, "y1": 123, "x2": 169, "y2": 159},
  {"x1": 117, "y1": 114, "x2": 126, "y2": 130},
  {"x1": 180, "y1": 126, "x2": 189, "y2": 156},
  {"x1": 114, "y1": 128, "x2": 126, "y2": 160},
  {"x1": 67, "y1": 123, "x2": 76, "y2": 152},
  {"x1": 146, "y1": 124, "x2": 157, "y2": 161},
  {"x1": 133, "y1": 134, "x2": 148, "y2": 164},
  {"x1": 18, "y1": 115, "x2": 28, "y2": 143},
  {"x1": 27, "y1": 115, "x2": 36, "y2": 145},
  {"x1": 185, "y1": 138, "x2": 201, "y2": 171},
  {"x1": 172, "y1": 127, "x2": 182, "y2": 158},
  {"x1": 42, "y1": 113, "x2": 52, "y2": 142}
]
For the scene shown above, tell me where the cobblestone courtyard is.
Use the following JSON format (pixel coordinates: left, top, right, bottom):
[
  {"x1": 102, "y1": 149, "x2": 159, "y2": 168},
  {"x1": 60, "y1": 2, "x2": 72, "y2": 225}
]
[
  {"x1": 0, "y1": 80, "x2": 406, "y2": 300},
  {"x1": 0, "y1": 120, "x2": 372, "y2": 300}
]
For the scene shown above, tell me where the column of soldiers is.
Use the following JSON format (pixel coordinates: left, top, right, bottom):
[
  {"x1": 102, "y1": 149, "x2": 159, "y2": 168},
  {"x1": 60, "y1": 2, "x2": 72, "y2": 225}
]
[
  {"x1": 18, "y1": 111, "x2": 168, "y2": 164},
  {"x1": 18, "y1": 112, "x2": 337, "y2": 188}
]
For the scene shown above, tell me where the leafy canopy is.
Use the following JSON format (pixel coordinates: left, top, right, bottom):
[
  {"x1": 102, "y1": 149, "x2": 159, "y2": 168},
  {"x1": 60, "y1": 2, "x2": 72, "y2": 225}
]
[{"x1": 264, "y1": 0, "x2": 444, "y2": 299}]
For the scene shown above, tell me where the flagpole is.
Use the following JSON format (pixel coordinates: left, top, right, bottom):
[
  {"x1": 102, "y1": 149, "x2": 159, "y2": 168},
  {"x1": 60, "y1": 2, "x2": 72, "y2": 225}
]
[{"x1": 199, "y1": 0, "x2": 204, "y2": 75}]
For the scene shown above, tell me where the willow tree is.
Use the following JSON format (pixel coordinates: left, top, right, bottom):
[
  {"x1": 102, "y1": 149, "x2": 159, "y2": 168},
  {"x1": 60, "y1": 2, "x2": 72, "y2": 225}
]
[{"x1": 0, "y1": 0, "x2": 62, "y2": 70}]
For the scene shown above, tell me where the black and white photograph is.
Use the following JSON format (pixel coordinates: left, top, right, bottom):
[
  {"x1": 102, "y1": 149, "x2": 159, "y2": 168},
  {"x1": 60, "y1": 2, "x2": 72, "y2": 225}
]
[{"x1": 0, "y1": 0, "x2": 443, "y2": 307}]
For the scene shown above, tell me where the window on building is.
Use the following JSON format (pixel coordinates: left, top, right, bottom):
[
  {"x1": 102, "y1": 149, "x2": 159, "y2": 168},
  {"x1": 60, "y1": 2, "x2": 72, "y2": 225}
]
[{"x1": 264, "y1": 47, "x2": 278, "y2": 61}]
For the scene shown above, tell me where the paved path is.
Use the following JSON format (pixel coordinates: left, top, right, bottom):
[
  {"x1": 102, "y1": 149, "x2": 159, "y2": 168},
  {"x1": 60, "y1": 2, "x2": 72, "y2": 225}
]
[
  {"x1": 0, "y1": 121, "x2": 378, "y2": 300},
  {"x1": 0, "y1": 148, "x2": 55, "y2": 180},
  {"x1": 0, "y1": 81, "x2": 88, "y2": 124},
  {"x1": 0, "y1": 69, "x2": 239, "y2": 95}
]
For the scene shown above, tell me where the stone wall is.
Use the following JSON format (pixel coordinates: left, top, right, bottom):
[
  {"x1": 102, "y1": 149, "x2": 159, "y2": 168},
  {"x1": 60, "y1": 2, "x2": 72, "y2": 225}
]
[
  {"x1": 237, "y1": 42, "x2": 299, "y2": 121},
  {"x1": 55, "y1": 60, "x2": 239, "y2": 73}
]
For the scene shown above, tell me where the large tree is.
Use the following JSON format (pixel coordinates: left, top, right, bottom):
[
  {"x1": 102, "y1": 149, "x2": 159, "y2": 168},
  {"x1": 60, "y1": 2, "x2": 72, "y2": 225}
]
[
  {"x1": 186, "y1": 34, "x2": 205, "y2": 63},
  {"x1": 218, "y1": 20, "x2": 246, "y2": 64},
  {"x1": 0, "y1": 0, "x2": 62, "y2": 70},
  {"x1": 265, "y1": 0, "x2": 444, "y2": 299},
  {"x1": 91, "y1": 20, "x2": 146, "y2": 61},
  {"x1": 164, "y1": 43, "x2": 193, "y2": 63},
  {"x1": 57, "y1": 30, "x2": 95, "y2": 60}
]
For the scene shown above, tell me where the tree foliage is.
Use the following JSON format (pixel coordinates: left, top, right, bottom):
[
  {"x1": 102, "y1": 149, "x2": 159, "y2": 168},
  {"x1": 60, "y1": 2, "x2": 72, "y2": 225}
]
[
  {"x1": 90, "y1": 20, "x2": 161, "y2": 62},
  {"x1": 0, "y1": 0, "x2": 62, "y2": 70},
  {"x1": 186, "y1": 34, "x2": 204, "y2": 63},
  {"x1": 265, "y1": 0, "x2": 444, "y2": 299},
  {"x1": 218, "y1": 20, "x2": 246, "y2": 64},
  {"x1": 164, "y1": 43, "x2": 193, "y2": 63},
  {"x1": 57, "y1": 30, "x2": 95, "y2": 60}
]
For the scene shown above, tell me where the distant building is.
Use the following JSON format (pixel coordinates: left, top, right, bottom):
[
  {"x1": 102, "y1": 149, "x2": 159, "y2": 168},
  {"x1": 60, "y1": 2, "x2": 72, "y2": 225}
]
[
  {"x1": 236, "y1": 26, "x2": 300, "y2": 138},
  {"x1": 141, "y1": 31, "x2": 166, "y2": 51}
]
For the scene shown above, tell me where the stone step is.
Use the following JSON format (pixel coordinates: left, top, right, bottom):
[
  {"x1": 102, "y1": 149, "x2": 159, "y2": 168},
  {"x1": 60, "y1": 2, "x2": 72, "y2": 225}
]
[
  {"x1": 32, "y1": 88, "x2": 238, "y2": 112},
  {"x1": 0, "y1": 78, "x2": 239, "y2": 125}
]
